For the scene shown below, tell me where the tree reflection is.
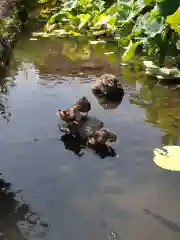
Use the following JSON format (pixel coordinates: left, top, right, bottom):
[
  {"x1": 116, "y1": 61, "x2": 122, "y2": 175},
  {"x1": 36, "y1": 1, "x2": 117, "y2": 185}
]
[
  {"x1": 0, "y1": 175, "x2": 50, "y2": 240},
  {"x1": 130, "y1": 78, "x2": 180, "y2": 145},
  {"x1": 0, "y1": 73, "x2": 11, "y2": 123}
]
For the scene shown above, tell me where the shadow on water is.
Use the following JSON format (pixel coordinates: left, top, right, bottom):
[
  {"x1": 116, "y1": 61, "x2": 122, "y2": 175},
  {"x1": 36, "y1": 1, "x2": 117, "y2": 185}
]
[
  {"x1": 144, "y1": 209, "x2": 180, "y2": 233},
  {"x1": 61, "y1": 132, "x2": 116, "y2": 159},
  {"x1": 0, "y1": 175, "x2": 50, "y2": 240}
]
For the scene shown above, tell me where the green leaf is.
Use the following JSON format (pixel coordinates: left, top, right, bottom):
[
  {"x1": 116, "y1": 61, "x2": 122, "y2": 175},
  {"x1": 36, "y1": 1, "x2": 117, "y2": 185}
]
[
  {"x1": 63, "y1": 0, "x2": 78, "y2": 10},
  {"x1": 176, "y1": 40, "x2": 180, "y2": 50},
  {"x1": 144, "y1": 0, "x2": 154, "y2": 5},
  {"x1": 67, "y1": 30, "x2": 81, "y2": 36},
  {"x1": 78, "y1": 13, "x2": 91, "y2": 29},
  {"x1": 78, "y1": 0, "x2": 92, "y2": 5},
  {"x1": 166, "y1": 8, "x2": 180, "y2": 32},
  {"x1": 48, "y1": 10, "x2": 73, "y2": 25},
  {"x1": 145, "y1": 18, "x2": 164, "y2": 37},
  {"x1": 122, "y1": 41, "x2": 141, "y2": 61},
  {"x1": 105, "y1": 4, "x2": 120, "y2": 15},
  {"x1": 135, "y1": 0, "x2": 146, "y2": 12}
]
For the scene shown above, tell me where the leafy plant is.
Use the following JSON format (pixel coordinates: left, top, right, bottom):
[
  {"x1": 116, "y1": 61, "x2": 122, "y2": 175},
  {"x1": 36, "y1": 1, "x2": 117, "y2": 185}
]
[{"x1": 42, "y1": 0, "x2": 179, "y2": 68}]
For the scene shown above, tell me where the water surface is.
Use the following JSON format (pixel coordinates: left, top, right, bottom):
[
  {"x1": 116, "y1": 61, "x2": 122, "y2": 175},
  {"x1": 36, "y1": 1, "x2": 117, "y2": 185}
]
[{"x1": 0, "y1": 35, "x2": 180, "y2": 240}]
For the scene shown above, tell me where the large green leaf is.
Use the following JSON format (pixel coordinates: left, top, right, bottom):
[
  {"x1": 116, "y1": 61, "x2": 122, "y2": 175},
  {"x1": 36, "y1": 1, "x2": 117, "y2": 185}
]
[
  {"x1": 145, "y1": 18, "x2": 164, "y2": 37},
  {"x1": 105, "y1": 3, "x2": 120, "y2": 15},
  {"x1": 93, "y1": 13, "x2": 116, "y2": 28},
  {"x1": 122, "y1": 41, "x2": 141, "y2": 61},
  {"x1": 78, "y1": 13, "x2": 91, "y2": 29},
  {"x1": 166, "y1": 8, "x2": 180, "y2": 32},
  {"x1": 48, "y1": 10, "x2": 73, "y2": 25},
  {"x1": 63, "y1": 0, "x2": 78, "y2": 10}
]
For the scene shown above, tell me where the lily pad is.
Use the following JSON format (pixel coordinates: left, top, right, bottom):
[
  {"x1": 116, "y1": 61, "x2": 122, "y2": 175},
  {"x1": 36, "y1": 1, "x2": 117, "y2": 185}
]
[{"x1": 153, "y1": 146, "x2": 180, "y2": 171}]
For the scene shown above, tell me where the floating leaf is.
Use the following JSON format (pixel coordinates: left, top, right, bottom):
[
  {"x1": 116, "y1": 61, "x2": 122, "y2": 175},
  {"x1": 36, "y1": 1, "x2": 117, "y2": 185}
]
[
  {"x1": 122, "y1": 41, "x2": 141, "y2": 62},
  {"x1": 153, "y1": 146, "x2": 180, "y2": 171}
]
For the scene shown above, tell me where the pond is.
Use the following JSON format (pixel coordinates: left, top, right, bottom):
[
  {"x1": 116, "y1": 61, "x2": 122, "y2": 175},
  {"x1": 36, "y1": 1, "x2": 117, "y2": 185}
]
[{"x1": 1, "y1": 30, "x2": 180, "y2": 240}]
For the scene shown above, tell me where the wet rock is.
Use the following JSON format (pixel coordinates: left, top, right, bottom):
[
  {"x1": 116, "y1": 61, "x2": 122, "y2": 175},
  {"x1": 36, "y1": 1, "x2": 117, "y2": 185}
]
[
  {"x1": 60, "y1": 116, "x2": 104, "y2": 139},
  {"x1": 92, "y1": 73, "x2": 124, "y2": 100}
]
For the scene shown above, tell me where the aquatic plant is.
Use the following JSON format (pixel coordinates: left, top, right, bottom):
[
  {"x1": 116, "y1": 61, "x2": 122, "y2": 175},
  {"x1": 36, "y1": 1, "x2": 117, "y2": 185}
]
[
  {"x1": 153, "y1": 146, "x2": 180, "y2": 171},
  {"x1": 41, "y1": 0, "x2": 179, "y2": 68}
]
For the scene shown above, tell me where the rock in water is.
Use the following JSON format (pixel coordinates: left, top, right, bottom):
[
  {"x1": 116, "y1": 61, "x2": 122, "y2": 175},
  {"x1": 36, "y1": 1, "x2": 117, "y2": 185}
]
[
  {"x1": 92, "y1": 73, "x2": 124, "y2": 100},
  {"x1": 58, "y1": 116, "x2": 104, "y2": 140}
]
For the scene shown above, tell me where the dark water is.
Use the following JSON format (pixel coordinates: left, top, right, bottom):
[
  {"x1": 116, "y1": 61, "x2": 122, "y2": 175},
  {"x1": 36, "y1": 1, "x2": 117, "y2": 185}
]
[{"x1": 1, "y1": 34, "x2": 180, "y2": 240}]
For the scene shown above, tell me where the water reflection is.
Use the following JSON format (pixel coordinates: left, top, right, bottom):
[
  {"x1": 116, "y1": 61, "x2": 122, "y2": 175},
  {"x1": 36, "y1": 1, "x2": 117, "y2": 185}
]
[
  {"x1": 0, "y1": 75, "x2": 11, "y2": 123},
  {"x1": 13, "y1": 37, "x2": 121, "y2": 77},
  {"x1": 61, "y1": 132, "x2": 116, "y2": 159},
  {"x1": 0, "y1": 175, "x2": 50, "y2": 240},
  {"x1": 61, "y1": 133, "x2": 86, "y2": 157},
  {"x1": 92, "y1": 91, "x2": 124, "y2": 110},
  {"x1": 10, "y1": 34, "x2": 180, "y2": 145},
  {"x1": 130, "y1": 78, "x2": 180, "y2": 144}
]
